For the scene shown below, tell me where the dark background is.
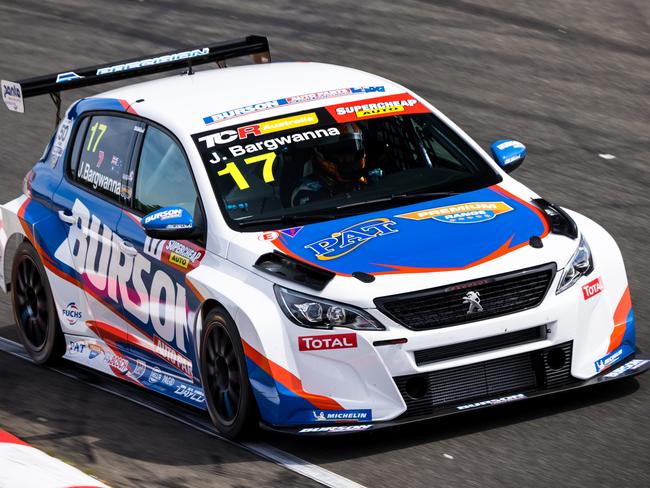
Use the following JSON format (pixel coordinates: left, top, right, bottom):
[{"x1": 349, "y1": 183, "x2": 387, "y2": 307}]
[{"x1": 0, "y1": 1, "x2": 648, "y2": 486}]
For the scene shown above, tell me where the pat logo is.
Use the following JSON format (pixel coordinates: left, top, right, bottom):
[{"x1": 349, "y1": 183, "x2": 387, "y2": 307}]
[
  {"x1": 582, "y1": 277, "x2": 603, "y2": 300},
  {"x1": 312, "y1": 409, "x2": 372, "y2": 422},
  {"x1": 299, "y1": 333, "x2": 357, "y2": 351},
  {"x1": 62, "y1": 302, "x2": 83, "y2": 325},
  {"x1": 595, "y1": 347, "x2": 624, "y2": 373},
  {"x1": 397, "y1": 201, "x2": 513, "y2": 223},
  {"x1": 304, "y1": 218, "x2": 398, "y2": 260}
]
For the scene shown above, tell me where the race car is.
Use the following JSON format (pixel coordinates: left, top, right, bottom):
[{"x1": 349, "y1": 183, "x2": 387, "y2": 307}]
[{"x1": 1, "y1": 35, "x2": 647, "y2": 438}]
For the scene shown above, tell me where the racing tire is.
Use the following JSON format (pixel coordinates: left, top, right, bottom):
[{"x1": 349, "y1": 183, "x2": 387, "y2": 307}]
[
  {"x1": 200, "y1": 307, "x2": 258, "y2": 439},
  {"x1": 11, "y1": 241, "x2": 65, "y2": 364}
]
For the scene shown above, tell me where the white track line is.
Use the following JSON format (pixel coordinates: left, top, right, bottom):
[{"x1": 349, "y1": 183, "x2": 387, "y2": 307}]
[{"x1": 0, "y1": 337, "x2": 366, "y2": 488}]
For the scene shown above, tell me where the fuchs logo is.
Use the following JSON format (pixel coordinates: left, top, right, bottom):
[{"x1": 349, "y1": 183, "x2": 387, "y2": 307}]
[
  {"x1": 397, "y1": 201, "x2": 513, "y2": 223},
  {"x1": 463, "y1": 291, "x2": 483, "y2": 314},
  {"x1": 105, "y1": 354, "x2": 129, "y2": 374},
  {"x1": 595, "y1": 348, "x2": 624, "y2": 373},
  {"x1": 299, "y1": 333, "x2": 357, "y2": 351},
  {"x1": 582, "y1": 277, "x2": 603, "y2": 300},
  {"x1": 312, "y1": 409, "x2": 372, "y2": 422},
  {"x1": 304, "y1": 218, "x2": 398, "y2": 260},
  {"x1": 62, "y1": 302, "x2": 83, "y2": 325}
]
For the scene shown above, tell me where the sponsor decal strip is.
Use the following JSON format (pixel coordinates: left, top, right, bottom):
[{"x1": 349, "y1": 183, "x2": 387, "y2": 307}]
[
  {"x1": 241, "y1": 339, "x2": 343, "y2": 411},
  {"x1": 0, "y1": 337, "x2": 366, "y2": 488},
  {"x1": 202, "y1": 85, "x2": 386, "y2": 125}
]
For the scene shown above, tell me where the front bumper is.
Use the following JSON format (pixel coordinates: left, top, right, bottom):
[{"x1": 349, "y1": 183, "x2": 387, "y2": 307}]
[{"x1": 261, "y1": 351, "x2": 650, "y2": 435}]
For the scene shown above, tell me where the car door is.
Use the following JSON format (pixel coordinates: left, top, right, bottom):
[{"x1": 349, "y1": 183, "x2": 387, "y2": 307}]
[
  {"x1": 114, "y1": 123, "x2": 207, "y2": 399},
  {"x1": 52, "y1": 112, "x2": 141, "y2": 370}
]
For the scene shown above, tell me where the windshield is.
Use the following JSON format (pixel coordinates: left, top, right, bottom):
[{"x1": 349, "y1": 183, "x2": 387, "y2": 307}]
[{"x1": 192, "y1": 93, "x2": 501, "y2": 230}]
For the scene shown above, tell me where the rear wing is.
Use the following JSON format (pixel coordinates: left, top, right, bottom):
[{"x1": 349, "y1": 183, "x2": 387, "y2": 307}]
[{"x1": 1, "y1": 35, "x2": 270, "y2": 120}]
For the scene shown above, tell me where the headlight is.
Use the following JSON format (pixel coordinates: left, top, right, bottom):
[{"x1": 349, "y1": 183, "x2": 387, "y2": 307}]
[
  {"x1": 274, "y1": 285, "x2": 384, "y2": 330},
  {"x1": 556, "y1": 236, "x2": 593, "y2": 294}
]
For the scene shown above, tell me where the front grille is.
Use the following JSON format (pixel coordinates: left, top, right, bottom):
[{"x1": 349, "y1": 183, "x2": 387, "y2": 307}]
[
  {"x1": 395, "y1": 341, "x2": 575, "y2": 418},
  {"x1": 375, "y1": 263, "x2": 556, "y2": 331},
  {"x1": 414, "y1": 325, "x2": 547, "y2": 366}
]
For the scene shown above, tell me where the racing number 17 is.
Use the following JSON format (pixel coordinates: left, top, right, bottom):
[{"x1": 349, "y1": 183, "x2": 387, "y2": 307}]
[
  {"x1": 217, "y1": 152, "x2": 277, "y2": 190},
  {"x1": 86, "y1": 122, "x2": 108, "y2": 152}
]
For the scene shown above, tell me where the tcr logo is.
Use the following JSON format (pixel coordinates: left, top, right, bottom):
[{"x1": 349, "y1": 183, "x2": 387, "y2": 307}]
[{"x1": 304, "y1": 218, "x2": 398, "y2": 260}]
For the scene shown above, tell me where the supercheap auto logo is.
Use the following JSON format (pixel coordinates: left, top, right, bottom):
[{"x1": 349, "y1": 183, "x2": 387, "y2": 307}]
[
  {"x1": 326, "y1": 93, "x2": 430, "y2": 123},
  {"x1": 397, "y1": 201, "x2": 513, "y2": 223},
  {"x1": 304, "y1": 218, "x2": 398, "y2": 260}
]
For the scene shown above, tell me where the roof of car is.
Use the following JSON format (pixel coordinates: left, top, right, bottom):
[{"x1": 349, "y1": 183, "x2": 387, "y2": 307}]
[{"x1": 95, "y1": 62, "x2": 408, "y2": 134}]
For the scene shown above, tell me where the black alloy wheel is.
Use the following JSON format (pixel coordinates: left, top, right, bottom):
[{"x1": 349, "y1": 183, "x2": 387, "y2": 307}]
[
  {"x1": 11, "y1": 241, "x2": 64, "y2": 364},
  {"x1": 200, "y1": 307, "x2": 258, "y2": 439}
]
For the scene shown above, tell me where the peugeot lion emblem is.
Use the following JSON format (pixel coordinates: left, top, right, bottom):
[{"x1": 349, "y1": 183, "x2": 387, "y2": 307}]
[{"x1": 463, "y1": 291, "x2": 483, "y2": 314}]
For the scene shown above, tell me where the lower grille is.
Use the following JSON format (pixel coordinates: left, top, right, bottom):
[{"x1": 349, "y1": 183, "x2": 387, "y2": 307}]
[
  {"x1": 395, "y1": 341, "x2": 575, "y2": 418},
  {"x1": 414, "y1": 325, "x2": 547, "y2": 366}
]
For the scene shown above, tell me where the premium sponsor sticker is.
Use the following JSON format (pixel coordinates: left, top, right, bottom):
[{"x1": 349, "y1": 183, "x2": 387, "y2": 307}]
[
  {"x1": 299, "y1": 333, "x2": 357, "y2": 351},
  {"x1": 396, "y1": 201, "x2": 513, "y2": 223},
  {"x1": 326, "y1": 93, "x2": 429, "y2": 122}
]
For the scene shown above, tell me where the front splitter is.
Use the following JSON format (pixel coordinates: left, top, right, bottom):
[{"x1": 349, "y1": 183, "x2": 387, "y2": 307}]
[{"x1": 260, "y1": 352, "x2": 650, "y2": 436}]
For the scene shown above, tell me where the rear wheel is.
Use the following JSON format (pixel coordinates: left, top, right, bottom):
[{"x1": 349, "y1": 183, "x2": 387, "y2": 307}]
[
  {"x1": 200, "y1": 307, "x2": 258, "y2": 439},
  {"x1": 11, "y1": 241, "x2": 65, "y2": 364}
]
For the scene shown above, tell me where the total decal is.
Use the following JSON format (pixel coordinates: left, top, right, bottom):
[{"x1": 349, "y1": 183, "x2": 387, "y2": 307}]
[
  {"x1": 326, "y1": 93, "x2": 430, "y2": 123},
  {"x1": 54, "y1": 199, "x2": 193, "y2": 377},
  {"x1": 397, "y1": 202, "x2": 513, "y2": 224},
  {"x1": 202, "y1": 85, "x2": 386, "y2": 125},
  {"x1": 304, "y1": 218, "x2": 398, "y2": 260},
  {"x1": 582, "y1": 277, "x2": 604, "y2": 300},
  {"x1": 298, "y1": 333, "x2": 358, "y2": 351},
  {"x1": 312, "y1": 409, "x2": 371, "y2": 422}
]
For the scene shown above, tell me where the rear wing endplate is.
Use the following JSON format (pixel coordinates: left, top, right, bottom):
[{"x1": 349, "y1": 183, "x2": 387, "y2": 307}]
[{"x1": 1, "y1": 35, "x2": 270, "y2": 116}]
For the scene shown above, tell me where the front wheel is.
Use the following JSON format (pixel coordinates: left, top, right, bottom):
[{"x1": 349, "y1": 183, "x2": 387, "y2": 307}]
[
  {"x1": 11, "y1": 241, "x2": 65, "y2": 364},
  {"x1": 200, "y1": 307, "x2": 258, "y2": 439}
]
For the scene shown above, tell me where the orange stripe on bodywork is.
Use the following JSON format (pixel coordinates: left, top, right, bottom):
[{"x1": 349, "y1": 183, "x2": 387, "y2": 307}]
[
  {"x1": 608, "y1": 287, "x2": 631, "y2": 353},
  {"x1": 241, "y1": 339, "x2": 343, "y2": 410},
  {"x1": 491, "y1": 185, "x2": 550, "y2": 238}
]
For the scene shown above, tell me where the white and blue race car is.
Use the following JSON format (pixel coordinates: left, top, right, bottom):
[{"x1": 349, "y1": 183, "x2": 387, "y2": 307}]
[{"x1": 1, "y1": 36, "x2": 647, "y2": 438}]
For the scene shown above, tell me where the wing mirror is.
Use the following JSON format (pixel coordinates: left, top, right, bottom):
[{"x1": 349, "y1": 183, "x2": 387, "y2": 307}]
[
  {"x1": 490, "y1": 139, "x2": 526, "y2": 173},
  {"x1": 141, "y1": 206, "x2": 196, "y2": 239}
]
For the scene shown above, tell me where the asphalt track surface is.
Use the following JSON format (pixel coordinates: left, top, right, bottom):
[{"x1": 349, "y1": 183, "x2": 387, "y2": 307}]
[{"x1": 0, "y1": 0, "x2": 649, "y2": 486}]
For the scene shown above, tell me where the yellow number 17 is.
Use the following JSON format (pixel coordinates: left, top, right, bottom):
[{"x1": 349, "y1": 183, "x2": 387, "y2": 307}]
[{"x1": 217, "y1": 152, "x2": 277, "y2": 190}]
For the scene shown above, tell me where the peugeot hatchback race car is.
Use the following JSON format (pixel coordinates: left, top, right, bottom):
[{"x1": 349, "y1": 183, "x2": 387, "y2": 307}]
[{"x1": 1, "y1": 36, "x2": 647, "y2": 438}]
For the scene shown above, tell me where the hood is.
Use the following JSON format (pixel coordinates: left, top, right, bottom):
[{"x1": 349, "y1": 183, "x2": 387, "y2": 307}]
[
  {"x1": 266, "y1": 185, "x2": 549, "y2": 276},
  {"x1": 228, "y1": 185, "x2": 558, "y2": 288}
]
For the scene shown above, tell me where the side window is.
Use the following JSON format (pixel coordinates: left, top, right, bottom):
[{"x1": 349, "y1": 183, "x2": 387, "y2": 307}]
[
  {"x1": 74, "y1": 115, "x2": 138, "y2": 201},
  {"x1": 133, "y1": 126, "x2": 199, "y2": 217},
  {"x1": 68, "y1": 117, "x2": 90, "y2": 176}
]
